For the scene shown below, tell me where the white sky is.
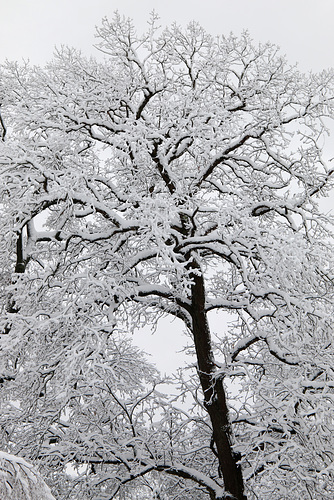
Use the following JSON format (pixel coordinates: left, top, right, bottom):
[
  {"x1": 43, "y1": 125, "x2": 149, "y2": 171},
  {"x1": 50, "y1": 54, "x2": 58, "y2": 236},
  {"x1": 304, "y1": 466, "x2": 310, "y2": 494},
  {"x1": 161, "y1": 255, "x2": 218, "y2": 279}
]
[
  {"x1": 1, "y1": 0, "x2": 333, "y2": 373},
  {"x1": 1, "y1": 0, "x2": 333, "y2": 71}
]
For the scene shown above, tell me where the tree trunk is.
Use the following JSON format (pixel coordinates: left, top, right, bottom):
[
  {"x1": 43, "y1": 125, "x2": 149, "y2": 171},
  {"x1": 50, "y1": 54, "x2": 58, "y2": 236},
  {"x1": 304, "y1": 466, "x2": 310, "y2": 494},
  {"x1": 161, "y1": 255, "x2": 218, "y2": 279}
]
[{"x1": 190, "y1": 265, "x2": 246, "y2": 500}]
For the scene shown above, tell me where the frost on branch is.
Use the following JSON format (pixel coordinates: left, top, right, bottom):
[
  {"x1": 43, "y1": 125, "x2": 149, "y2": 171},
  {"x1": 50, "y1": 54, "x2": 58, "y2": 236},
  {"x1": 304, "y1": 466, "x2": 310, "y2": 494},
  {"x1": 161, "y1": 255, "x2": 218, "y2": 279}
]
[{"x1": 0, "y1": 12, "x2": 334, "y2": 500}]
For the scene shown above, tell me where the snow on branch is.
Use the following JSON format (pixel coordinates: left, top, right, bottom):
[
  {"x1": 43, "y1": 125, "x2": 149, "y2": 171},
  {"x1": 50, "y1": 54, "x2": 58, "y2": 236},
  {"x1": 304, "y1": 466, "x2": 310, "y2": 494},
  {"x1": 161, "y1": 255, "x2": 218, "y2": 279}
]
[{"x1": 0, "y1": 451, "x2": 55, "y2": 500}]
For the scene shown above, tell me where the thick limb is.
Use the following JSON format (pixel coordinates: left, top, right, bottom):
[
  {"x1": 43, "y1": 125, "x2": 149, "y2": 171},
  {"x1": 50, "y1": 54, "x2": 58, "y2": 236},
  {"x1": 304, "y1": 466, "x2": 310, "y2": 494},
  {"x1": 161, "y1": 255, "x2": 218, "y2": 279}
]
[{"x1": 190, "y1": 265, "x2": 246, "y2": 500}]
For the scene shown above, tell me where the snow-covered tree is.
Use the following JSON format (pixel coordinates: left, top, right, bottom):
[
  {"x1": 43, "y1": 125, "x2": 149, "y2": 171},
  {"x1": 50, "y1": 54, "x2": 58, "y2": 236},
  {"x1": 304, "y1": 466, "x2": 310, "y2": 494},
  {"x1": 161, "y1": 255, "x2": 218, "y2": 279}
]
[{"x1": 0, "y1": 14, "x2": 334, "y2": 499}]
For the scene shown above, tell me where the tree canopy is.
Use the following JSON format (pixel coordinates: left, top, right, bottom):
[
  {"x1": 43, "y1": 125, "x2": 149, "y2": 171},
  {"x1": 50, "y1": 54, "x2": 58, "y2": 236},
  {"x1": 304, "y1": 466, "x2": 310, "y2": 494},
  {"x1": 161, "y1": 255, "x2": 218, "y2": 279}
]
[{"x1": 0, "y1": 14, "x2": 334, "y2": 500}]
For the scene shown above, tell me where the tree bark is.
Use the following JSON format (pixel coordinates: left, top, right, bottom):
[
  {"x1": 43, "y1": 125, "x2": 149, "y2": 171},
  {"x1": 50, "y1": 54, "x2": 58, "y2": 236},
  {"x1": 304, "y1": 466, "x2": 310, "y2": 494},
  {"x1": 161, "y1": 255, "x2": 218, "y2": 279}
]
[{"x1": 190, "y1": 264, "x2": 246, "y2": 500}]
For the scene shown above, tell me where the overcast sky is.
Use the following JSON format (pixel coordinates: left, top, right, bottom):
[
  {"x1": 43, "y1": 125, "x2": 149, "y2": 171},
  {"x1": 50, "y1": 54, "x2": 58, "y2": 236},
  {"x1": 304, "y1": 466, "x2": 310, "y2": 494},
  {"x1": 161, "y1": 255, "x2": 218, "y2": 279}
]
[
  {"x1": 2, "y1": 0, "x2": 333, "y2": 373},
  {"x1": 1, "y1": 0, "x2": 334, "y2": 71}
]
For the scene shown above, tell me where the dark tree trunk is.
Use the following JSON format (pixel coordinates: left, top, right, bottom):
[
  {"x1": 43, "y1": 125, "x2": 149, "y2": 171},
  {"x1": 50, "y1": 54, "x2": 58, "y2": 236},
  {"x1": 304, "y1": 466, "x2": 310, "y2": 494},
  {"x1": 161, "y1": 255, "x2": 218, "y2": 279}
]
[{"x1": 190, "y1": 264, "x2": 246, "y2": 500}]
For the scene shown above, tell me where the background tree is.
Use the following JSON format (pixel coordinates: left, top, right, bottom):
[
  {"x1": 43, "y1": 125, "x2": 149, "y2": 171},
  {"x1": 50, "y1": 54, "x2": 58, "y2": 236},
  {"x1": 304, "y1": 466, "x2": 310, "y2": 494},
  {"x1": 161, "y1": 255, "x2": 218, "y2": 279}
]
[{"x1": 0, "y1": 14, "x2": 334, "y2": 499}]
